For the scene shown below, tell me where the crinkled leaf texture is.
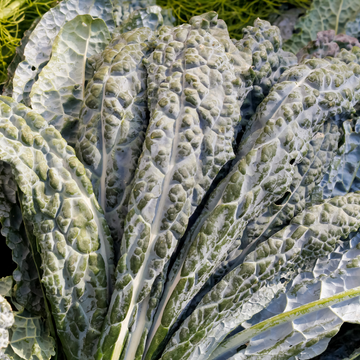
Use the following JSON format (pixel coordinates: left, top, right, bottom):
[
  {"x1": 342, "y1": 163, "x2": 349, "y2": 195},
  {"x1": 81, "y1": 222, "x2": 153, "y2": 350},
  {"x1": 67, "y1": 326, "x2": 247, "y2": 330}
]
[
  {"x1": 0, "y1": 278, "x2": 12, "y2": 298},
  {"x1": 319, "y1": 117, "x2": 360, "y2": 198},
  {"x1": 4, "y1": 312, "x2": 55, "y2": 360},
  {"x1": 209, "y1": 230, "x2": 360, "y2": 360},
  {"x1": 0, "y1": 161, "x2": 44, "y2": 316},
  {"x1": 235, "y1": 19, "x2": 298, "y2": 127},
  {"x1": 284, "y1": 0, "x2": 360, "y2": 54},
  {"x1": 29, "y1": 15, "x2": 111, "y2": 146},
  {"x1": 0, "y1": 296, "x2": 14, "y2": 357},
  {"x1": 11, "y1": 0, "x2": 115, "y2": 107},
  {"x1": 112, "y1": 5, "x2": 164, "y2": 39},
  {"x1": 111, "y1": 0, "x2": 156, "y2": 27},
  {"x1": 96, "y1": 12, "x2": 249, "y2": 360},
  {"x1": 146, "y1": 57, "x2": 360, "y2": 360},
  {"x1": 0, "y1": 96, "x2": 114, "y2": 359},
  {"x1": 76, "y1": 25, "x2": 161, "y2": 259},
  {"x1": 162, "y1": 192, "x2": 360, "y2": 360}
]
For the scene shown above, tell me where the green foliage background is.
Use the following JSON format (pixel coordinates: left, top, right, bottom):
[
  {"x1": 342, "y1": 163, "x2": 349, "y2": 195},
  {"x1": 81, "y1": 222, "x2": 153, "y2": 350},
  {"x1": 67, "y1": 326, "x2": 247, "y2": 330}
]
[
  {"x1": 0, "y1": 0, "x2": 57, "y2": 84},
  {"x1": 157, "y1": 0, "x2": 311, "y2": 39},
  {"x1": 0, "y1": 0, "x2": 311, "y2": 86}
]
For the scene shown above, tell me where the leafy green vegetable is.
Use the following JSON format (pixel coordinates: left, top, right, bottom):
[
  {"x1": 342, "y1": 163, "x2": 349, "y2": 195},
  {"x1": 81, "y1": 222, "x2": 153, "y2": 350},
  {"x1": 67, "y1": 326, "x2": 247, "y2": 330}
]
[
  {"x1": 0, "y1": 96, "x2": 114, "y2": 359},
  {"x1": 234, "y1": 18, "x2": 298, "y2": 129},
  {"x1": 96, "y1": 12, "x2": 249, "y2": 360},
  {"x1": 146, "y1": 57, "x2": 360, "y2": 359},
  {"x1": 284, "y1": 0, "x2": 360, "y2": 54},
  {"x1": 209, "y1": 231, "x2": 360, "y2": 360},
  {"x1": 5, "y1": 311, "x2": 55, "y2": 360},
  {"x1": 76, "y1": 25, "x2": 160, "y2": 259},
  {"x1": 0, "y1": 295, "x2": 14, "y2": 356},
  {"x1": 29, "y1": 15, "x2": 111, "y2": 146},
  {"x1": 11, "y1": 0, "x2": 115, "y2": 107},
  {"x1": 162, "y1": 192, "x2": 360, "y2": 360}
]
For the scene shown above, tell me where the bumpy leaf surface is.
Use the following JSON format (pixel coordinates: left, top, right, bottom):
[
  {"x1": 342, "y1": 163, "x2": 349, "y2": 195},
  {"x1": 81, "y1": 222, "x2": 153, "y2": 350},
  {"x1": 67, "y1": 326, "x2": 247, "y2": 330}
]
[
  {"x1": 230, "y1": 120, "x2": 340, "y2": 261},
  {"x1": 0, "y1": 96, "x2": 113, "y2": 359},
  {"x1": 146, "y1": 57, "x2": 360, "y2": 359},
  {"x1": 0, "y1": 161, "x2": 44, "y2": 315},
  {"x1": 76, "y1": 27, "x2": 158, "y2": 259},
  {"x1": 0, "y1": 296, "x2": 14, "y2": 357},
  {"x1": 235, "y1": 19, "x2": 298, "y2": 127},
  {"x1": 319, "y1": 118, "x2": 360, "y2": 198},
  {"x1": 11, "y1": 0, "x2": 115, "y2": 107},
  {"x1": 112, "y1": 6, "x2": 164, "y2": 39},
  {"x1": 0, "y1": 278, "x2": 12, "y2": 298},
  {"x1": 346, "y1": 13, "x2": 360, "y2": 41},
  {"x1": 5, "y1": 312, "x2": 55, "y2": 360},
  {"x1": 96, "y1": 12, "x2": 248, "y2": 360},
  {"x1": 29, "y1": 15, "x2": 111, "y2": 146},
  {"x1": 162, "y1": 193, "x2": 360, "y2": 360},
  {"x1": 284, "y1": 0, "x2": 360, "y2": 54},
  {"x1": 111, "y1": 0, "x2": 156, "y2": 27},
  {"x1": 210, "y1": 231, "x2": 360, "y2": 360}
]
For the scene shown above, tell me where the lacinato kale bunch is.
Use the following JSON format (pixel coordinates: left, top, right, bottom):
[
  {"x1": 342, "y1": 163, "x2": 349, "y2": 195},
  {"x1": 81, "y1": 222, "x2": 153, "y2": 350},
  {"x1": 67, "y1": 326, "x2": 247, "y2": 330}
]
[{"x1": 2, "y1": 1, "x2": 360, "y2": 359}]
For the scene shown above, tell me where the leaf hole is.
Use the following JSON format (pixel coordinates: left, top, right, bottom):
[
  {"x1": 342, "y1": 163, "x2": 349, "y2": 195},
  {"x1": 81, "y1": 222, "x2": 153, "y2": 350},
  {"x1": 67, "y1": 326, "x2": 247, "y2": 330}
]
[
  {"x1": 289, "y1": 159, "x2": 295, "y2": 165},
  {"x1": 31, "y1": 66, "x2": 36, "y2": 71},
  {"x1": 74, "y1": 84, "x2": 80, "y2": 90},
  {"x1": 236, "y1": 344, "x2": 247, "y2": 352},
  {"x1": 274, "y1": 192, "x2": 291, "y2": 206},
  {"x1": 280, "y1": 277, "x2": 286, "y2": 284}
]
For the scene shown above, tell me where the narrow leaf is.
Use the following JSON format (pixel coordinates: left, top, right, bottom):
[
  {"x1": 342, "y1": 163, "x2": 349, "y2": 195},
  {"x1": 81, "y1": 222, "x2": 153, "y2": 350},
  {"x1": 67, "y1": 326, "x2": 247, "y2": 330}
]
[
  {"x1": 146, "y1": 57, "x2": 360, "y2": 359},
  {"x1": 0, "y1": 96, "x2": 114, "y2": 359},
  {"x1": 96, "y1": 12, "x2": 249, "y2": 360}
]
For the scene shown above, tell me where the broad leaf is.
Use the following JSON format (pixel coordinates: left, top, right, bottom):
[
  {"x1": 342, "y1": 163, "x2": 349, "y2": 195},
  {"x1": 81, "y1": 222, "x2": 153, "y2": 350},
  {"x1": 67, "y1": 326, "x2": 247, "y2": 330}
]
[
  {"x1": 5, "y1": 312, "x2": 55, "y2": 360},
  {"x1": 29, "y1": 15, "x2": 111, "y2": 146},
  {"x1": 284, "y1": 0, "x2": 360, "y2": 54},
  {"x1": 11, "y1": 0, "x2": 115, "y2": 107}
]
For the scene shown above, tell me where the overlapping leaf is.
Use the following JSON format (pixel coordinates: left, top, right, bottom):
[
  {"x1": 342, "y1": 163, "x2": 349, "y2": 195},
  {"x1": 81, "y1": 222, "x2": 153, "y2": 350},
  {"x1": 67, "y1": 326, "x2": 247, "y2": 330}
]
[
  {"x1": 0, "y1": 96, "x2": 114, "y2": 359},
  {"x1": 284, "y1": 0, "x2": 360, "y2": 54},
  {"x1": 96, "y1": 12, "x2": 249, "y2": 360},
  {"x1": 0, "y1": 161, "x2": 44, "y2": 315},
  {"x1": 209, "y1": 231, "x2": 360, "y2": 360},
  {"x1": 11, "y1": 0, "x2": 115, "y2": 107},
  {"x1": 76, "y1": 25, "x2": 162, "y2": 259},
  {"x1": 5, "y1": 312, "x2": 55, "y2": 360},
  {"x1": 161, "y1": 192, "x2": 360, "y2": 360},
  {"x1": 146, "y1": 57, "x2": 360, "y2": 359},
  {"x1": 29, "y1": 15, "x2": 111, "y2": 146}
]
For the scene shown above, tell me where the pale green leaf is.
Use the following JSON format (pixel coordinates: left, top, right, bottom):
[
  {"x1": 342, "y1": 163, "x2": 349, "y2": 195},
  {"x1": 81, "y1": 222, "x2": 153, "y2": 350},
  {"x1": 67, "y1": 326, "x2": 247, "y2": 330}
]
[
  {"x1": 0, "y1": 96, "x2": 114, "y2": 359},
  {"x1": 12, "y1": 0, "x2": 115, "y2": 107},
  {"x1": 29, "y1": 15, "x2": 111, "y2": 146},
  {"x1": 284, "y1": 0, "x2": 360, "y2": 54},
  {"x1": 0, "y1": 278, "x2": 12, "y2": 298},
  {"x1": 5, "y1": 312, "x2": 55, "y2": 360}
]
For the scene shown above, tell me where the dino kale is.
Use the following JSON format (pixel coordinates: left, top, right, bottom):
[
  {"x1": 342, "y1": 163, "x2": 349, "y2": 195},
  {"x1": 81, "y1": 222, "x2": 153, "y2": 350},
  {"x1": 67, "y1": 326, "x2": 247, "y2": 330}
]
[{"x1": 2, "y1": 1, "x2": 360, "y2": 360}]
